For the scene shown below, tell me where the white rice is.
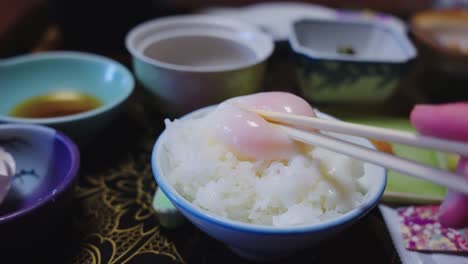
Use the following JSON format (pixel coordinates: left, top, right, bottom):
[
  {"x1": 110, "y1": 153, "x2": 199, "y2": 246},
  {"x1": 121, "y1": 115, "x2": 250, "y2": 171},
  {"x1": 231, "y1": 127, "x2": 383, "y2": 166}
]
[{"x1": 162, "y1": 114, "x2": 368, "y2": 227}]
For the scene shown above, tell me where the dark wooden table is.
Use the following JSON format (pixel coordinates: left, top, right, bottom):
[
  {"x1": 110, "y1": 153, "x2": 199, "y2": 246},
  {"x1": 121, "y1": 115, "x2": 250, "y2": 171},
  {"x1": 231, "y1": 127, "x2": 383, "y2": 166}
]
[
  {"x1": 4, "y1": 12, "x2": 468, "y2": 262},
  {"x1": 3, "y1": 27, "x2": 398, "y2": 264}
]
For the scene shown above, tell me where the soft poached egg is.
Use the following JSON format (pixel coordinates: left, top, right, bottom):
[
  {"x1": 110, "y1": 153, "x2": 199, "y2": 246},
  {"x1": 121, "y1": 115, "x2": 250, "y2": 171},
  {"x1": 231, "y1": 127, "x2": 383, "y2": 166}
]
[{"x1": 211, "y1": 92, "x2": 315, "y2": 160}]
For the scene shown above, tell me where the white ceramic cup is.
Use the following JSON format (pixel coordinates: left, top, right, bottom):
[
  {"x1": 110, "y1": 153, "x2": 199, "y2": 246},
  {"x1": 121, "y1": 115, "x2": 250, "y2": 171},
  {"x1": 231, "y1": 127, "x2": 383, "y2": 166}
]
[{"x1": 125, "y1": 15, "x2": 274, "y2": 114}]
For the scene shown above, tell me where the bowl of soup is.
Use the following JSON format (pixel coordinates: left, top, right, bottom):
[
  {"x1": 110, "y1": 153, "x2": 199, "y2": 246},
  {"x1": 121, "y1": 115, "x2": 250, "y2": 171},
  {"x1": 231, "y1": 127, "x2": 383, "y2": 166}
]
[
  {"x1": 0, "y1": 51, "x2": 135, "y2": 143},
  {"x1": 125, "y1": 15, "x2": 274, "y2": 115}
]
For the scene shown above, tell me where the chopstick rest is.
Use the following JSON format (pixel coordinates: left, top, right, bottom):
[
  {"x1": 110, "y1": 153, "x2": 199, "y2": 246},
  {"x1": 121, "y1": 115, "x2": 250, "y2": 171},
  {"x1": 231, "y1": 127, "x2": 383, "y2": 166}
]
[{"x1": 152, "y1": 187, "x2": 184, "y2": 229}]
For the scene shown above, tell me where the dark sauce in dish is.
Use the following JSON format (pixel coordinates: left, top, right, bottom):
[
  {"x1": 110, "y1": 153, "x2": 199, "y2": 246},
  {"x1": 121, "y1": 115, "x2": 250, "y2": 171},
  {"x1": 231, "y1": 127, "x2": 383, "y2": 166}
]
[
  {"x1": 337, "y1": 45, "x2": 356, "y2": 55},
  {"x1": 10, "y1": 91, "x2": 102, "y2": 118}
]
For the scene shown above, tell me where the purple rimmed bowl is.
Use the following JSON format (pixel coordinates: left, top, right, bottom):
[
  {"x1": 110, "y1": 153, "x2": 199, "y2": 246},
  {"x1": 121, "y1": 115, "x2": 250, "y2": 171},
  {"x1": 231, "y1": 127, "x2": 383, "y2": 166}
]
[{"x1": 0, "y1": 124, "x2": 79, "y2": 254}]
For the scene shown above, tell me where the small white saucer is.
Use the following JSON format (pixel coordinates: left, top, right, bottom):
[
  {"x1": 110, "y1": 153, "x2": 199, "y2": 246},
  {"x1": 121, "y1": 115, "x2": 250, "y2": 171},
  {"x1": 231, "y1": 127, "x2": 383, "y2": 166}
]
[
  {"x1": 201, "y1": 2, "x2": 407, "y2": 42},
  {"x1": 202, "y1": 2, "x2": 335, "y2": 42}
]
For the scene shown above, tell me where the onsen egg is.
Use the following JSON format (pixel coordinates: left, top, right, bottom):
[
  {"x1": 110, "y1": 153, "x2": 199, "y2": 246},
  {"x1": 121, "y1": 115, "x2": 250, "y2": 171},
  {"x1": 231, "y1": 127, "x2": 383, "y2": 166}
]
[{"x1": 210, "y1": 92, "x2": 316, "y2": 160}]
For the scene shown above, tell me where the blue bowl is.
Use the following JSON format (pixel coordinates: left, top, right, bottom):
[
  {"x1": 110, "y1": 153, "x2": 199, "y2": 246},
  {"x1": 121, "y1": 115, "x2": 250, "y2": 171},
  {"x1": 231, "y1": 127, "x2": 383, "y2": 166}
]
[
  {"x1": 151, "y1": 106, "x2": 386, "y2": 261},
  {"x1": 0, "y1": 51, "x2": 135, "y2": 143},
  {"x1": 0, "y1": 124, "x2": 79, "y2": 252},
  {"x1": 289, "y1": 18, "x2": 417, "y2": 103}
]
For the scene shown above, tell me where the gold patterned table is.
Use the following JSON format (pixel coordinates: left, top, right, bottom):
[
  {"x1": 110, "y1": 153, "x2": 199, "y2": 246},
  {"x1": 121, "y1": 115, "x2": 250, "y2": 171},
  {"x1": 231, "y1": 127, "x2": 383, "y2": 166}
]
[{"x1": 66, "y1": 87, "x2": 401, "y2": 264}]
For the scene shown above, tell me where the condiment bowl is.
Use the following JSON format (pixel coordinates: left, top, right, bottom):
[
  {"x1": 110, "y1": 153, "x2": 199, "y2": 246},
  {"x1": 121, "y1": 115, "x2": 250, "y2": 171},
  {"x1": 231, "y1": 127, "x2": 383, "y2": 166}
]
[
  {"x1": 290, "y1": 18, "x2": 416, "y2": 103},
  {"x1": 125, "y1": 15, "x2": 274, "y2": 115},
  {"x1": 151, "y1": 105, "x2": 386, "y2": 261},
  {"x1": 0, "y1": 124, "x2": 79, "y2": 253},
  {"x1": 0, "y1": 51, "x2": 135, "y2": 143},
  {"x1": 410, "y1": 9, "x2": 468, "y2": 77}
]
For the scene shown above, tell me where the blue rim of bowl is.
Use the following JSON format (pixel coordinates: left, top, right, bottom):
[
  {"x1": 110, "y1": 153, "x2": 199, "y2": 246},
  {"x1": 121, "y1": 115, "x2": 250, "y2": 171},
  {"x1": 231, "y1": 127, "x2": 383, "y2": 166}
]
[
  {"x1": 125, "y1": 15, "x2": 274, "y2": 73},
  {"x1": 0, "y1": 124, "x2": 80, "y2": 223},
  {"x1": 288, "y1": 17, "x2": 417, "y2": 63},
  {"x1": 0, "y1": 51, "x2": 135, "y2": 125},
  {"x1": 151, "y1": 106, "x2": 387, "y2": 234}
]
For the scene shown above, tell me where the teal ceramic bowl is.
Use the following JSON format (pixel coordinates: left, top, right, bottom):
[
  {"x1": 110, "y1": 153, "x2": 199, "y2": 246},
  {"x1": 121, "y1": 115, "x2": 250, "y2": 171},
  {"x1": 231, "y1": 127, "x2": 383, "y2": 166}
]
[{"x1": 0, "y1": 51, "x2": 135, "y2": 143}]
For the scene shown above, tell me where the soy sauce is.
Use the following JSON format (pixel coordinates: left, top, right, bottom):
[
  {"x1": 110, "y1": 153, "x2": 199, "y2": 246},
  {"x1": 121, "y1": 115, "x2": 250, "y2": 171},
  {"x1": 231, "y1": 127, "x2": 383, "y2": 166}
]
[{"x1": 10, "y1": 91, "x2": 102, "y2": 118}]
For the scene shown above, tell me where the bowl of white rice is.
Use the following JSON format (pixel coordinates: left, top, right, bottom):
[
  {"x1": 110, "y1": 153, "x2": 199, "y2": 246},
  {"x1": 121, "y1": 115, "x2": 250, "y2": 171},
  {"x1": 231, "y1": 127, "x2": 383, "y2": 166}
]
[{"x1": 152, "y1": 105, "x2": 386, "y2": 261}]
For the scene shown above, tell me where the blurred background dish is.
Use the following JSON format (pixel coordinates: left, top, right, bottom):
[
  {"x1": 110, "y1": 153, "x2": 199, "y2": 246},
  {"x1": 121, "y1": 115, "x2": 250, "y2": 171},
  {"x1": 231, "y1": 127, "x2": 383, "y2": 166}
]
[
  {"x1": 0, "y1": 124, "x2": 79, "y2": 253},
  {"x1": 290, "y1": 17, "x2": 416, "y2": 104},
  {"x1": 408, "y1": 8, "x2": 468, "y2": 103},
  {"x1": 0, "y1": 51, "x2": 135, "y2": 144},
  {"x1": 201, "y1": 2, "x2": 407, "y2": 42},
  {"x1": 201, "y1": 2, "x2": 336, "y2": 42},
  {"x1": 126, "y1": 15, "x2": 274, "y2": 115},
  {"x1": 410, "y1": 9, "x2": 468, "y2": 77},
  {"x1": 335, "y1": 9, "x2": 407, "y2": 35}
]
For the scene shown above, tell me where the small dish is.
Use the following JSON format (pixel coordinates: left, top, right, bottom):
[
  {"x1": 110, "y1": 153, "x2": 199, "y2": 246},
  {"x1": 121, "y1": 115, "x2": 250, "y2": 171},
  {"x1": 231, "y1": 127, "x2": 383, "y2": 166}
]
[
  {"x1": 201, "y1": 3, "x2": 407, "y2": 42},
  {"x1": 0, "y1": 51, "x2": 135, "y2": 143},
  {"x1": 290, "y1": 18, "x2": 416, "y2": 103},
  {"x1": 410, "y1": 9, "x2": 468, "y2": 77},
  {"x1": 202, "y1": 2, "x2": 335, "y2": 42},
  {"x1": 335, "y1": 9, "x2": 407, "y2": 35},
  {"x1": 152, "y1": 105, "x2": 386, "y2": 261},
  {"x1": 0, "y1": 124, "x2": 79, "y2": 251},
  {"x1": 125, "y1": 15, "x2": 274, "y2": 114}
]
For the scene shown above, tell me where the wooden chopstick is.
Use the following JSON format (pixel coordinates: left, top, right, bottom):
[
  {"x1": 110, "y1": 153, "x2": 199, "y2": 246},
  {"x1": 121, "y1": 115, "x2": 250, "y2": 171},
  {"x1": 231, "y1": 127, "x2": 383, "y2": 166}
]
[
  {"x1": 254, "y1": 109, "x2": 468, "y2": 156},
  {"x1": 276, "y1": 124, "x2": 468, "y2": 195}
]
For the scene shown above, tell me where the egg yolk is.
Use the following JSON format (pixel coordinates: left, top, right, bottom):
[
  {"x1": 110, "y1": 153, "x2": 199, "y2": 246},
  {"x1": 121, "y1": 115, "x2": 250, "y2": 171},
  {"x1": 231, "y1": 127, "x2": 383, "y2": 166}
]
[{"x1": 211, "y1": 92, "x2": 316, "y2": 160}]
